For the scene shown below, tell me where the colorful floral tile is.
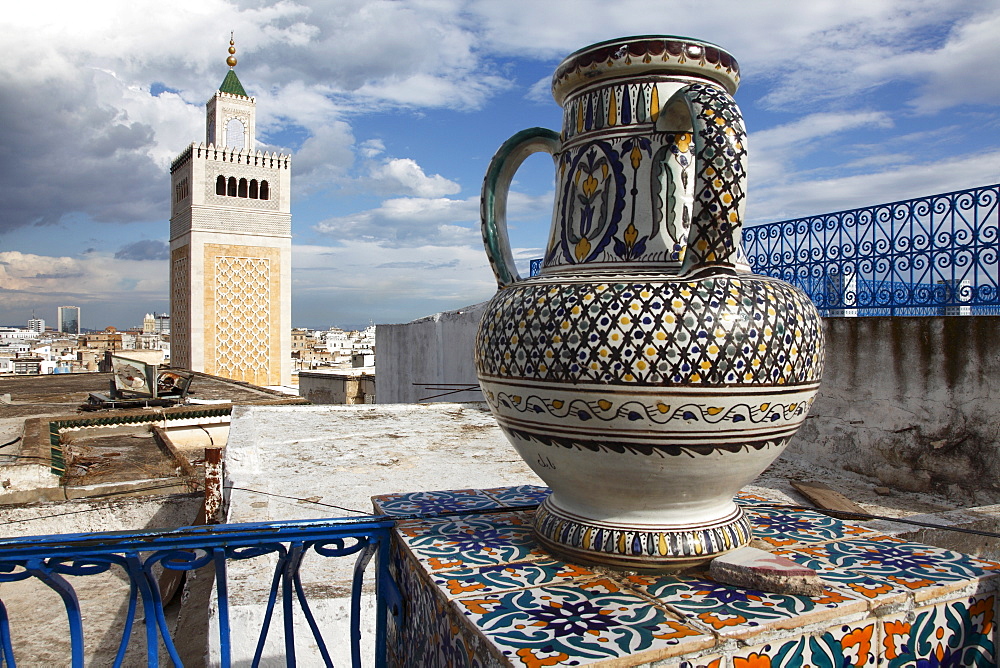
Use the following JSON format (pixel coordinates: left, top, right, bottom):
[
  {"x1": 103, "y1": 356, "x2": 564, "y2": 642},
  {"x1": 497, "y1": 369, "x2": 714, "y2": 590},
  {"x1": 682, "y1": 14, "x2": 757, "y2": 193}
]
[
  {"x1": 482, "y1": 484, "x2": 552, "y2": 507},
  {"x1": 624, "y1": 573, "x2": 867, "y2": 640},
  {"x1": 768, "y1": 547, "x2": 911, "y2": 609},
  {"x1": 454, "y1": 579, "x2": 714, "y2": 666},
  {"x1": 371, "y1": 488, "x2": 506, "y2": 516},
  {"x1": 779, "y1": 536, "x2": 1000, "y2": 602},
  {"x1": 430, "y1": 558, "x2": 598, "y2": 600},
  {"x1": 969, "y1": 555, "x2": 1000, "y2": 573},
  {"x1": 880, "y1": 593, "x2": 997, "y2": 667},
  {"x1": 745, "y1": 506, "x2": 877, "y2": 548},
  {"x1": 395, "y1": 511, "x2": 548, "y2": 571},
  {"x1": 387, "y1": 536, "x2": 499, "y2": 668},
  {"x1": 732, "y1": 620, "x2": 878, "y2": 667}
]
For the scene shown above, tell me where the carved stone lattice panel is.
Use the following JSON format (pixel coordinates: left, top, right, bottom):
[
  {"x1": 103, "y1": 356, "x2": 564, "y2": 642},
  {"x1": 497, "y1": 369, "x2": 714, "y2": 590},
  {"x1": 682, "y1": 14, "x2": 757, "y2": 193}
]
[
  {"x1": 169, "y1": 210, "x2": 192, "y2": 241},
  {"x1": 171, "y1": 253, "x2": 190, "y2": 368},
  {"x1": 214, "y1": 255, "x2": 271, "y2": 384}
]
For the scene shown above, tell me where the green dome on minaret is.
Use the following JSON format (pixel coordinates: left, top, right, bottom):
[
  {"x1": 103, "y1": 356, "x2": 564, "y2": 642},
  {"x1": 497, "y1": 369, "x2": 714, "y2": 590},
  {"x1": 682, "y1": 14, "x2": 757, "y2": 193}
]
[
  {"x1": 219, "y1": 69, "x2": 248, "y2": 97},
  {"x1": 219, "y1": 34, "x2": 248, "y2": 97}
]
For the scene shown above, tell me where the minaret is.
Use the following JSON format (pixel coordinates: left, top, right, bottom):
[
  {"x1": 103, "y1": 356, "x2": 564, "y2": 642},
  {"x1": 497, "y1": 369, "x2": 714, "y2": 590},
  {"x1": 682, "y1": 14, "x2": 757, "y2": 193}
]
[{"x1": 169, "y1": 35, "x2": 292, "y2": 387}]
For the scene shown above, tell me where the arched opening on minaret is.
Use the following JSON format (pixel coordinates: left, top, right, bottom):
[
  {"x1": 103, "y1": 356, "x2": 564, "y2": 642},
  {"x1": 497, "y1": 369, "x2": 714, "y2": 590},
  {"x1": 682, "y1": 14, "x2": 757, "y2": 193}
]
[
  {"x1": 216, "y1": 175, "x2": 226, "y2": 195},
  {"x1": 226, "y1": 118, "x2": 245, "y2": 150},
  {"x1": 227, "y1": 177, "x2": 237, "y2": 197},
  {"x1": 238, "y1": 178, "x2": 248, "y2": 198},
  {"x1": 260, "y1": 180, "x2": 269, "y2": 200},
  {"x1": 249, "y1": 179, "x2": 259, "y2": 199}
]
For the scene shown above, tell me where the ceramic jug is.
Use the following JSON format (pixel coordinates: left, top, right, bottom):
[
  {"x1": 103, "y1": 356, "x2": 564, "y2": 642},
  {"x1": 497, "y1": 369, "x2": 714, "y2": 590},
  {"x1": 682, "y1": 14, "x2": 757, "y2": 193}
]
[{"x1": 475, "y1": 36, "x2": 824, "y2": 568}]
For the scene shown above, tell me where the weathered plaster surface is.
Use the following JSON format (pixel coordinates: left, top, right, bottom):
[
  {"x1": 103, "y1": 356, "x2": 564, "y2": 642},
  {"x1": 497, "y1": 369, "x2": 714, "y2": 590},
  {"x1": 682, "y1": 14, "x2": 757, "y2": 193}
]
[
  {"x1": 217, "y1": 402, "x2": 542, "y2": 666},
  {"x1": 375, "y1": 303, "x2": 486, "y2": 403},
  {"x1": 788, "y1": 317, "x2": 1000, "y2": 503}
]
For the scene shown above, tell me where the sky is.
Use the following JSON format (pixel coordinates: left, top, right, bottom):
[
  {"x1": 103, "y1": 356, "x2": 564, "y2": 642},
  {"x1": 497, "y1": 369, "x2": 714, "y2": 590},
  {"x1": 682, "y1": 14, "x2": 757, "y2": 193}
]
[{"x1": 1, "y1": 0, "x2": 998, "y2": 331}]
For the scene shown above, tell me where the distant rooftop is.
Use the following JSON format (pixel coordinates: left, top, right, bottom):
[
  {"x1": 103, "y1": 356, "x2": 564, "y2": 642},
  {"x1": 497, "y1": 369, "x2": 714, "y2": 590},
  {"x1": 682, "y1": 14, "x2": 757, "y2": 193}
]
[{"x1": 0, "y1": 370, "x2": 290, "y2": 421}]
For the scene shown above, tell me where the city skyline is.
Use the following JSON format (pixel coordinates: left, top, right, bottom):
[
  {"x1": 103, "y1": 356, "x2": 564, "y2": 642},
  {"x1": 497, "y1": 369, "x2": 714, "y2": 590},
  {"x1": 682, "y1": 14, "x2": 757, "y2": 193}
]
[{"x1": 1, "y1": 1, "x2": 998, "y2": 330}]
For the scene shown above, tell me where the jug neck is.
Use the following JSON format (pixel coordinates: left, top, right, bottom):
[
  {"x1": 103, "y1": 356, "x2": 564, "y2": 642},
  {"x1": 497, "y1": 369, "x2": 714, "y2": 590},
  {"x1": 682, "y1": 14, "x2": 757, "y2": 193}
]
[{"x1": 559, "y1": 73, "x2": 721, "y2": 147}]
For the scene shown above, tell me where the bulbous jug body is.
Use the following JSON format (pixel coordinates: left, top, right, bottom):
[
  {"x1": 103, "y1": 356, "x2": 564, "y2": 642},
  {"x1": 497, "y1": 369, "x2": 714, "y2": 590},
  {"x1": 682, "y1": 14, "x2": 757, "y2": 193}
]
[{"x1": 476, "y1": 36, "x2": 824, "y2": 568}]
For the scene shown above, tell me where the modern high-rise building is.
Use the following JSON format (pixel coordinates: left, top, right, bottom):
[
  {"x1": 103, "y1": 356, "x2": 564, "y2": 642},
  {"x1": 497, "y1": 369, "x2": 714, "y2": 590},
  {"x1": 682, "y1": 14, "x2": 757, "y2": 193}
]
[
  {"x1": 27, "y1": 316, "x2": 45, "y2": 334},
  {"x1": 57, "y1": 306, "x2": 80, "y2": 335},
  {"x1": 168, "y1": 37, "x2": 292, "y2": 386}
]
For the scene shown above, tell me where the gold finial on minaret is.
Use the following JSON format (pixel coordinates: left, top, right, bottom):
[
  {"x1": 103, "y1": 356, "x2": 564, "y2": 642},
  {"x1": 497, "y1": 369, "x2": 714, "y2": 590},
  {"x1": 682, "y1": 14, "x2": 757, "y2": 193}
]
[{"x1": 226, "y1": 31, "x2": 237, "y2": 68}]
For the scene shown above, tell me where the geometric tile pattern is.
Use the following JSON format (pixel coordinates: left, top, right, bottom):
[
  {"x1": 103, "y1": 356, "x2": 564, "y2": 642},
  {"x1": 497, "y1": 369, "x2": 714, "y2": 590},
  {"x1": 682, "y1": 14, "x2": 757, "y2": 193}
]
[
  {"x1": 455, "y1": 580, "x2": 714, "y2": 665},
  {"x1": 773, "y1": 536, "x2": 1000, "y2": 602},
  {"x1": 623, "y1": 572, "x2": 867, "y2": 640},
  {"x1": 747, "y1": 506, "x2": 878, "y2": 548},
  {"x1": 394, "y1": 512, "x2": 546, "y2": 573},
  {"x1": 374, "y1": 489, "x2": 508, "y2": 517},
  {"x1": 430, "y1": 558, "x2": 599, "y2": 600},
  {"x1": 477, "y1": 276, "x2": 824, "y2": 386},
  {"x1": 372, "y1": 485, "x2": 550, "y2": 517},
  {"x1": 214, "y1": 255, "x2": 270, "y2": 381},
  {"x1": 384, "y1": 486, "x2": 1000, "y2": 668}
]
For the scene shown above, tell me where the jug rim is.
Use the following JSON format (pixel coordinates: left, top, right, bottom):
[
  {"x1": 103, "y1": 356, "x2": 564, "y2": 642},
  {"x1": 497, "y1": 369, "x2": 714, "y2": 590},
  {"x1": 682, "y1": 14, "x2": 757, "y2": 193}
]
[{"x1": 552, "y1": 35, "x2": 740, "y2": 104}]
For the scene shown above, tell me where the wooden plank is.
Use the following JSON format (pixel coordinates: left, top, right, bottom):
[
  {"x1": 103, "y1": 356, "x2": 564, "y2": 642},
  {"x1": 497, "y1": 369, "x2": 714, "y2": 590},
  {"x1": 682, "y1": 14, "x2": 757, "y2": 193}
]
[{"x1": 791, "y1": 480, "x2": 868, "y2": 517}]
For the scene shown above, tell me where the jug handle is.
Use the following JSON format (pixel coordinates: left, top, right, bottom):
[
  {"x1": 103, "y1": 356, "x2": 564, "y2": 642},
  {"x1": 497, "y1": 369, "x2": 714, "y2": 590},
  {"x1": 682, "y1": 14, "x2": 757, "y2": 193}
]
[
  {"x1": 661, "y1": 83, "x2": 751, "y2": 277},
  {"x1": 481, "y1": 127, "x2": 560, "y2": 289}
]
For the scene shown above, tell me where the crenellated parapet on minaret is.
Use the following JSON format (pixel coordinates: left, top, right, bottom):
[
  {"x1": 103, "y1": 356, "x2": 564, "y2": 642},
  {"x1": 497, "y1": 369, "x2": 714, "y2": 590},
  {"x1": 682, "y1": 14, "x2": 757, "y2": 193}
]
[
  {"x1": 169, "y1": 143, "x2": 292, "y2": 240},
  {"x1": 169, "y1": 35, "x2": 292, "y2": 387}
]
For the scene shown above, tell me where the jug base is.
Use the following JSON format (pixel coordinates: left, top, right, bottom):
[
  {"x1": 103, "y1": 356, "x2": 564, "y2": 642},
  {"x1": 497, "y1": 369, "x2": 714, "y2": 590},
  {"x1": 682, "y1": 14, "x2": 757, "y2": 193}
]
[{"x1": 533, "y1": 496, "x2": 752, "y2": 570}]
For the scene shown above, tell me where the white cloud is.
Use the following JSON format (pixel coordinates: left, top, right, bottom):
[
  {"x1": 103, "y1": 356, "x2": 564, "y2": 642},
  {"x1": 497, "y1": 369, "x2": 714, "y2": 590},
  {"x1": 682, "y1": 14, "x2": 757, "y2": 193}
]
[
  {"x1": 749, "y1": 111, "x2": 894, "y2": 185},
  {"x1": 359, "y1": 139, "x2": 386, "y2": 158},
  {"x1": 313, "y1": 188, "x2": 552, "y2": 248},
  {"x1": 0, "y1": 251, "x2": 168, "y2": 326},
  {"x1": 883, "y1": 8, "x2": 1000, "y2": 113},
  {"x1": 314, "y1": 196, "x2": 480, "y2": 246},
  {"x1": 747, "y1": 148, "x2": 1000, "y2": 224},
  {"x1": 742, "y1": 2, "x2": 993, "y2": 112},
  {"x1": 369, "y1": 159, "x2": 461, "y2": 197},
  {"x1": 525, "y1": 76, "x2": 551, "y2": 104},
  {"x1": 288, "y1": 121, "x2": 357, "y2": 193},
  {"x1": 292, "y1": 241, "x2": 497, "y2": 327}
]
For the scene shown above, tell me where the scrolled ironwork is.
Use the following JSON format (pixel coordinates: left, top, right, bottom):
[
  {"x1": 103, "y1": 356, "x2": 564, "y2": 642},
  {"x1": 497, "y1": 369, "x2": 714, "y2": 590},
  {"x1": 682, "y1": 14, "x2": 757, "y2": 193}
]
[
  {"x1": 745, "y1": 184, "x2": 1000, "y2": 316},
  {"x1": 0, "y1": 516, "x2": 397, "y2": 667}
]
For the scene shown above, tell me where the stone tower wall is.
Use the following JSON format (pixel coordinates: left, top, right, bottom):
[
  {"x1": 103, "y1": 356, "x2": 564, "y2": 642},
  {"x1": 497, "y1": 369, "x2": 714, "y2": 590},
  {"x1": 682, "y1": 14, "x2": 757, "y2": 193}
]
[{"x1": 169, "y1": 91, "x2": 292, "y2": 386}]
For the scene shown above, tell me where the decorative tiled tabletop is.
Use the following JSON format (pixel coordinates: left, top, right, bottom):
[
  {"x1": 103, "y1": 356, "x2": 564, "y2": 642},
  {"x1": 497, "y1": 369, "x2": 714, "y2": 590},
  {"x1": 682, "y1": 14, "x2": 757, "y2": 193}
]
[{"x1": 372, "y1": 486, "x2": 999, "y2": 667}]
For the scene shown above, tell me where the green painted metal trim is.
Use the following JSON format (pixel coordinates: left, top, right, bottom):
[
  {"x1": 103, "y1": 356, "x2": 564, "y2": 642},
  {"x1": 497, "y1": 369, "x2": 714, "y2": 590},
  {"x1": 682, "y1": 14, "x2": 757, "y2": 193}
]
[
  {"x1": 50, "y1": 420, "x2": 65, "y2": 475},
  {"x1": 219, "y1": 70, "x2": 248, "y2": 97},
  {"x1": 45, "y1": 407, "x2": 234, "y2": 475}
]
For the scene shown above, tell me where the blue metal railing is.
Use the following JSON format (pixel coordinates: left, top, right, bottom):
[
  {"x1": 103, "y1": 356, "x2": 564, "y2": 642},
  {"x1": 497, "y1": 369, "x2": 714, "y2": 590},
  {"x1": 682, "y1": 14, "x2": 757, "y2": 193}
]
[
  {"x1": 0, "y1": 516, "x2": 399, "y2": 667},
  {"x1": 744, "y1": 184, "x2": 1000, "y2": 316}
]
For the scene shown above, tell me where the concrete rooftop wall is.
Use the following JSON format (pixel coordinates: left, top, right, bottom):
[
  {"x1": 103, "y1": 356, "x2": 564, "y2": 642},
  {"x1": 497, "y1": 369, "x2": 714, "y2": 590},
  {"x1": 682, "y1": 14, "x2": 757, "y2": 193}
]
[
  {"x1": 789, "y1": 316, "x2": 1000, "y2": 504},
  {"x1": 375, "y1": 302, "x2": 486, "y2": 403}
]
